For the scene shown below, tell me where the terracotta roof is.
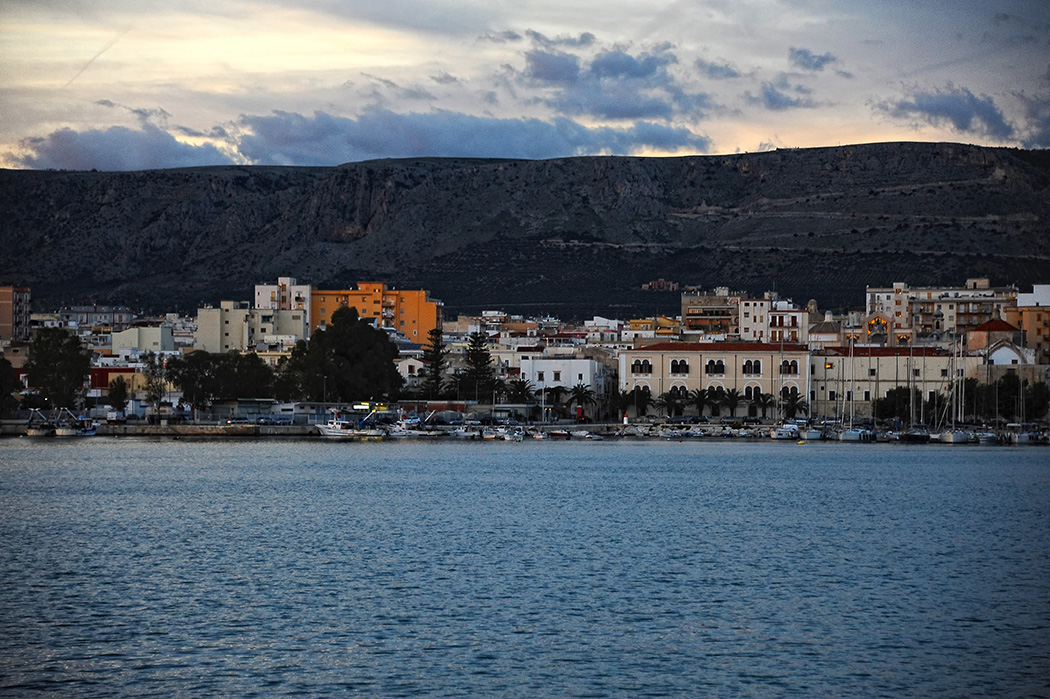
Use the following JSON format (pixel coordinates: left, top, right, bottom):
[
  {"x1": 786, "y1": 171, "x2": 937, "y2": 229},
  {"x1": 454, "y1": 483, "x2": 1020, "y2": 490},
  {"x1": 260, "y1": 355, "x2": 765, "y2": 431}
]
[
  {"x1": 971, "y1": 318, "x2": 1019, "y2": 332},
  {"x1": 816, "y1": 346, "x2": 948, "y2": 358},
  {"x1": 629, "y1": 342, "x2": 809, "y2": 353}
]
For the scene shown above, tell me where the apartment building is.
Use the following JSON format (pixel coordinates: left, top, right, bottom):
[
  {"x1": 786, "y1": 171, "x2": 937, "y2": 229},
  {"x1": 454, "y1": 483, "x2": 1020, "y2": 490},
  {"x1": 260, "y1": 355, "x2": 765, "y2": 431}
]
[
  {"x1": 865, "y1": 278, "x2": 1017, "y2": 343},
  {"x1": 195, "y1": 301, "x2": 309, "y2": 357},
  {"x1": 254, "y1": 277, "x2": 312, "y2": 337},
  {"x1": 311, "y1": 282, "x2": 442, "y2": 341},
  {"x1": 0, "y1": 286, "x2": 31, "y2": 344},
  {"x1": 1005, "y1": 284, "x2": 1050, "y2": 364}
]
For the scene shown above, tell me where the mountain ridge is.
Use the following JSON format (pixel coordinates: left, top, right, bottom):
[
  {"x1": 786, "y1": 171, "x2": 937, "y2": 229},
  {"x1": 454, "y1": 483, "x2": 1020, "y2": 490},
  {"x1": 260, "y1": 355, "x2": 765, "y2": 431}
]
[{"x1": 1, "y1": 141, "x2": 1047, "y2": 317}]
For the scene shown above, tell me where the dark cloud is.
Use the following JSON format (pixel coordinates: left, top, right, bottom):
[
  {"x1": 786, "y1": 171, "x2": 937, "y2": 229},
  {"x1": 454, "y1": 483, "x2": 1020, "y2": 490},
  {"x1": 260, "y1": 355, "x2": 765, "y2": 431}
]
[
  {"x1": 13, "y1": 123, "x2": 234, "y2": 171},
  {"x1": 236, "y1": 109, "x2": 710, "y2": 164},
  {"x1": 524, "y1": 49, "x2": 580, "y2": 84},
  {"x1": 525, "y1": 30, "x2": 596, "y2": 48},
  {"x1": 430, "y1": 72, "x2": 459, "y2": 85},
  {"x1": 747, "y1": 82, "x2": 816, "y2": 110},
  {"x1": 520, "y1": 44, "x2": 710, "y2": 122},
  {"x1": 590, "y1": 50, "x2": 670, "y2": 80},
  {"x1": 876, "y1": 85, "x2": 1014, "y2": 140},
  {"x1": 480, "y1": 30, "x2": 523, "y2": 43},
  {"x1": 789, "y1": 47, "x2": 837, "y2": 72},
  {"x1": 696, "y1": 58, "x2": 741, "y2": 80},
  {"x1": 1014, "y1": 91, "x2": 1050, "y2": 147}
]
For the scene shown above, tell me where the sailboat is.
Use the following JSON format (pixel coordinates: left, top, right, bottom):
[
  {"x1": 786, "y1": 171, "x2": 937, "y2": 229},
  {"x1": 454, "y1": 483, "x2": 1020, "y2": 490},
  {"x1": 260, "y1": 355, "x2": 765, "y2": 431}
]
[
  {"x1": 839, "y1": 335, "x2": 873, "y2": 442},
  {"x1": 937, "y1": 335, "x2": 968, "y2": 444}
]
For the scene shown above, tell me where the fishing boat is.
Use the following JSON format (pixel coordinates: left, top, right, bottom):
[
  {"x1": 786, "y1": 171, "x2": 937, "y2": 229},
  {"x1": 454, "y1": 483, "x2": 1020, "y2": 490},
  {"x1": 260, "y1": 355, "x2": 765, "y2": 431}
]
[
  {"x1": 315, "y1": 409, "x2": 385, "y2": 441},
  {"x1": 25, "y1": 408, "x2": 55, "y2": 438},
  {"x1": 54, "y1": 408, "x2": 96, "y2": 437}
]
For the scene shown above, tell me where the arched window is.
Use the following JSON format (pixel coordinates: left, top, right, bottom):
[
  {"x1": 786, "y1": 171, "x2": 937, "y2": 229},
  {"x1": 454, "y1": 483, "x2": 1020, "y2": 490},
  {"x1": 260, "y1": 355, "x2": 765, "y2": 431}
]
[
  {"x1": 671, "y1": 359, "x2": 690, "y2": 375},
  {"x1": 706, "y1": 359, "x2": 725, "y2": 375},
  {"x1": 753, "y1": 359, "x2": 761, "y2": 374},
  {"x1": 631, "y1": 359, "x2": 652, "y2": 375}
]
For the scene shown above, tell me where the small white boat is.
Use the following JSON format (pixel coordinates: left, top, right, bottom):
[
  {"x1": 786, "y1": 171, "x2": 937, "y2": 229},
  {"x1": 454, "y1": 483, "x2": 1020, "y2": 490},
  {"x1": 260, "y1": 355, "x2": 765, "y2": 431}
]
[
  {"x1": 839, "y1": 428, "x2": 874, "y2": 442},
  {"x1": 771, "y1": 424, "x2": 800, "y2": 440},
  {"x1": 937, "y1": 430, "x2": 969, "y2": 444},
  {"x1": 315, "y1": 410, "x2": 384, "y2": 441}
]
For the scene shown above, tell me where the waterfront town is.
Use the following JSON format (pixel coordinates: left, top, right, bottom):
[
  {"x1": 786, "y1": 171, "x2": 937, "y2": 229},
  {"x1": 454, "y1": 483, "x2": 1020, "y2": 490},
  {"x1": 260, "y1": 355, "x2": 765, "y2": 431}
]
[{"x1": 1, "y1": 276, "x2": 1048, "y2": 442}]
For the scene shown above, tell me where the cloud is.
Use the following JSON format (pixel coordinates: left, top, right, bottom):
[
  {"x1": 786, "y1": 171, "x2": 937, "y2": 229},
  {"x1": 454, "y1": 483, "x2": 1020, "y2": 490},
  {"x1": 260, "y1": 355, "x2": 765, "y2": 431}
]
[
  {"x1": 590, "y1": 50, "x2": 670, "y2": 80},
  {"x1": 518, "y1": 44, "x2": 711, "y2": 122},
  {"x1": 234, "y1": 109, "x2": 711, "y2": 164},
  {"x1": 525, "y1": 30, "x2": 596, "y2": 48},
  {"x1": 696, "y1": 58, "x2": 741, "y2": 80},
  {"x1": 13, "y1": 123, "x2": 235, "y2": 171},
  {"x1": 1014, "y1": 91, "x2": 1050, "y2": 148},
  {"x1": 524, "y1": 49, "x2": 580, "y2": 84},
  {"x1": 789, "y1": 47, "x2": 837, "y2": 72},
  {"x1": 747, "y1": 82, "x2": 816, "y2": 110},
  {"x1": 480, "y1": 30, "x2": 523, "y2": 43},
  {"x1": 876, "y1": 85, "x2": 1014, "y2": 140}
]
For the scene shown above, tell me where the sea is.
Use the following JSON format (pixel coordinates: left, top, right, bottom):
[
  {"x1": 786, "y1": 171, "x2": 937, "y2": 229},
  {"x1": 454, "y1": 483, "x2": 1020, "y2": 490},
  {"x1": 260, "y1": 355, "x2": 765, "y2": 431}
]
[{"x1": 1, "y1": 437, "x2": 1047, "y2": 697}]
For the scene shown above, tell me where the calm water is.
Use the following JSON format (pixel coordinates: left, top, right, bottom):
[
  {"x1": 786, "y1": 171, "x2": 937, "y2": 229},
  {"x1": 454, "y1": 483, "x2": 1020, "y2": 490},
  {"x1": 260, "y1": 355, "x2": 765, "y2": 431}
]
[{"x1": 1, "y1": 437, "x2": 1048, "y2": 697}]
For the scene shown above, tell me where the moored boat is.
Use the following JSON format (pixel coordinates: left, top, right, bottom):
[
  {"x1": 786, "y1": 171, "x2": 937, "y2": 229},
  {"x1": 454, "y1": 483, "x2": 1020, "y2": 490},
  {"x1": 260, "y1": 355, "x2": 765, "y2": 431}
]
[{"x1": 315, "y1": 410, "x2": 385, "y2": 441}]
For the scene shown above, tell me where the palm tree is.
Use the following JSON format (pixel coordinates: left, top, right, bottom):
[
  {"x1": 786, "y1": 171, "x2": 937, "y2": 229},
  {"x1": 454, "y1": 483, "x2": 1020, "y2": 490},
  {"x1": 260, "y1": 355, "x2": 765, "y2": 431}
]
[
  {"x1": 722, "y1": 388, "x2": 742, "y2": 418},
  {"x1": 754, "y1": 392, "x2": 776, "y2": 419},
  {"x1": 506, "y1": 378, "x2": 535, "y2": 404},
  {"x1": 546, "y1": 385, "x2": 568, "y2": 418},
  {"x1": 567, "y1": 383, "x2": 596, "y2": 421},
  {"x1": 688, "y1": 387, "x2": 711, "y2": 418},
  {"x1": 781, "y1": 393, "x2": 810, "y2": 419},
  {"x1": 656, "y1": 391, "x2": 685, "y2": 418},
  {"x1": 708, "y1": 386, "x2": 726, "y2": 417},
  {"x1": 631, "y1": 385, "x2": 652, "y2": 417}
]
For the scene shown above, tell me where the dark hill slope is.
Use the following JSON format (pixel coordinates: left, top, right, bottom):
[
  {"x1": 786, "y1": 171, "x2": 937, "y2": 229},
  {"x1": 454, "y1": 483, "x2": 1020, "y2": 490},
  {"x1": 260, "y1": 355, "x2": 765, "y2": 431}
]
[{"x1": 1, "y1": 142, "x2": 1047, "y2": 316}]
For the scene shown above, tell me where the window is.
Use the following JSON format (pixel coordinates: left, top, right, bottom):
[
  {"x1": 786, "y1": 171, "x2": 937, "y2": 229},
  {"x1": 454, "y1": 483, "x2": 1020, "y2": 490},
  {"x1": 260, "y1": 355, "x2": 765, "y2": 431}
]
[
  {"x1": 631, "y1": 359, "x2": 653, "y2": 374},
  {"x1": 914, "y1": 369, "x2": 920, "y2": 377},
  {"x1": 553, "y1": 371, "x2": 561, "y2": 382},
  {"x1": 829, "y1": 390, "x2": 837, "y2": 401},
  {"x1": 940, "y1": 369, "x2": 948, "y2": 377},
  {"x1": 578, "y1": 373, "x2": 583, "y2": 381},
  {"x1": 671, "y1": 359, "x2": 690, "y2": 374},
  {"x1": 781, "y1": 360, "x2": 798, "y2": 375},
  {"x1": 537, "y1": 372, "x2": 544, "y2": 381},
  {"x1": 869, "y1": 368, "x2": 877, "y2": 377},
  {"x1": 705, "y1": 359, "x2": 725, "y2": 375},
  {"x1": 863, "y1": 390, "x2": 871, "y2": 401}
]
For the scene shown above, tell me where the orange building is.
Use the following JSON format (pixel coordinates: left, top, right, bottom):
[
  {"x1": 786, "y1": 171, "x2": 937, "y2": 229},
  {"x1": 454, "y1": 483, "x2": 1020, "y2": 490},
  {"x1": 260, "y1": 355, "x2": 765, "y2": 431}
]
[
  {"x1": 0, "y1": 286, "x2": 31, "y2": 344},
  {"x1": 311, "y1": 283, "x2": 443, "y2": 341}
]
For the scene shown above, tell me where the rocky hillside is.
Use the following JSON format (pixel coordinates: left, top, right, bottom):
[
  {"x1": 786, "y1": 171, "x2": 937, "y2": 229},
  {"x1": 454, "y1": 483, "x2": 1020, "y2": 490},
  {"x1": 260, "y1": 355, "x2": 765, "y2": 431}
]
[{"x1": 1, "y1": 142, "x2": 1048, "y2": 317}]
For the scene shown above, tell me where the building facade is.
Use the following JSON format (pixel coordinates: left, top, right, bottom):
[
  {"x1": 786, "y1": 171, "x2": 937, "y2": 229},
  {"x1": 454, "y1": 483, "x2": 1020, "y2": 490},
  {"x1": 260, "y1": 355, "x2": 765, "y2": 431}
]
[
  {"x1": 195, "y1": 301, "x2": 309, "y2": 356},
  {"x1": 311, "y1": 283, "x2": 442, "y2": 341},
  {"x1": 0, "y1": 286, "x2": 31, "y2": 344},
  {"x1": 865, "y1": 278, "x2": 1017, "y2": 344},
  {"x1": 620, "y1": 342, "x2": 811, "y2": 415},
  {"x1": 1005, "y1": 284, "x2": 1050, "y2": 364}
]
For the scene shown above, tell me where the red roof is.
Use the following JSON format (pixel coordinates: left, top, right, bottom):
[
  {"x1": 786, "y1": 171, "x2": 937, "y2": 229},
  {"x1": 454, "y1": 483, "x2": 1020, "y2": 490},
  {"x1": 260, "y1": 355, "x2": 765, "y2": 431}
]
[
  {"x1": 632, "y1": 342, "x2": 809, "y2": 353},
  {"x1": 971, "y1": 318, "x2": 1019, "y2": 332},
  {"x1": 817, "y1": 346, "x2": 948, "y2": 358}
]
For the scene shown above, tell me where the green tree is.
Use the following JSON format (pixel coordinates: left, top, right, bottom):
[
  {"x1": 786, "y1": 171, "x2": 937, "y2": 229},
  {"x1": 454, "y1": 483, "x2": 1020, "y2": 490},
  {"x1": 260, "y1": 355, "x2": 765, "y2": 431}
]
[
  {"x1": 708, "y1": 386, "x2": 726, "y2": 417},
  {"x1": 781, "y1": 393, "x2": 810, "y2": 419},
  {"x1": 420, "y1": 328, "x2": 449, "y2": 400},
  {"x1": 108, "y1": 375, "x2": 129, "y2": 413},
  {"x1": 25, "y1": 327, "x2": 91, "y2": 408},
  {"x1": 688, "y1": 387, "x2": 711, "y2": 417},
  {"x1": 874, "y1": 386, "x2": 918, "y2": 421},
  {"x1": 141, "y1": 352, "x2": 169, "y2": 417},
  {"x1": 281, "y1": 307, "x2": 403, "y2": 402},
  {"x1": 212, "y1": 351, "x2": 274, "y2": 400},
  {"x1": 506, "y1": 378, "x2": 535, "y2": 404},
  {"x1": 567, "y1": 383, "x2": 596, "y2": 420},
  {"x1": 0, "y1": 357, "x2": 20, "y2": 414},
  {"x1": 722, "y1": 388, "x2": 742, "y2": 418},
  {"x1": 754, "y1": 392, "x2": 776, "y2": 419},
  {"x1": 463, "y1": 331, "x2": 494, "y2": 402},
  {"x1": 166, "y1": 351, "x2": 217, "y2": 420},
  {"x1": 630, "y1": 385, "x2": 651, "y2": 417}
]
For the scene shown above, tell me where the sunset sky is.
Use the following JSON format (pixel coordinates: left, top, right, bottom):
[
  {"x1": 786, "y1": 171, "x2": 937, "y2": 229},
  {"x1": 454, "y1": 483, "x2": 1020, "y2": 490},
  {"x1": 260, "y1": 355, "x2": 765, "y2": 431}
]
[{"x1": 2, "y1": 0, "x2": 1047, "y2": 170}]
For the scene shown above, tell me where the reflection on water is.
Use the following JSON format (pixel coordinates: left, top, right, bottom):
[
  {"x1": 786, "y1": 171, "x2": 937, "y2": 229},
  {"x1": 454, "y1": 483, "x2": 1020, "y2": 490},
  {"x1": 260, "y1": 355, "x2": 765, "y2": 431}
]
[{"x1": 1, "y1": 438, "x2": 1048, "y2": 696}]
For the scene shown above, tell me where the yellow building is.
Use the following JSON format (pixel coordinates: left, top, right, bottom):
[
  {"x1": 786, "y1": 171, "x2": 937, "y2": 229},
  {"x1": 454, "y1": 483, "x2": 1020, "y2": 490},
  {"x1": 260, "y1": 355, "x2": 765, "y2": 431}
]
[
  {"x1": 1005, "y1": 284, "x2": 1050, "y2": 364},
  {"x1": 311, "y1": 283, "x2": 443, "y2": 341}
]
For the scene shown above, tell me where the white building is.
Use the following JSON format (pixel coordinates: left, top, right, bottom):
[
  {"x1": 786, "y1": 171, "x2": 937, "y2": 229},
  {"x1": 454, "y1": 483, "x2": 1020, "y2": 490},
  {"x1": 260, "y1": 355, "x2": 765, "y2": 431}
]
[
  {"x1": 195, "y1": 301, "x2": 309, "y2": 355},
  {"x1": 254, "y1": 277, "x2": 312, "y2": 339},
  {"x1": 111, "y1": 326, "x2": 175, "y2": 355}
]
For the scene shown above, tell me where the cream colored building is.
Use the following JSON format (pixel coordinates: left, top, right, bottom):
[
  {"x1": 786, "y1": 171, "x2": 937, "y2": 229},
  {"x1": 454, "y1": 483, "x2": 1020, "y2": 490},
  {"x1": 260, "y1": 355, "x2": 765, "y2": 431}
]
[
  {"x1": 620, "y1": 341, "x2": 811, "y2": 415},
  {"x1": 111, "y1": 326, "x2": 175, "y2": 355},
  {"x1": 195, "y1": 301, "x2": 309, "y2": 355}
]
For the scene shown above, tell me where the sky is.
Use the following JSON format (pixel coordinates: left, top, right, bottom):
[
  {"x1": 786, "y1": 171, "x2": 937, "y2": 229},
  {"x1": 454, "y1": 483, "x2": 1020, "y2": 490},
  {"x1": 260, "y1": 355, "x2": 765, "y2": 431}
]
[{"x1": 1, "y1": 0, "x2": 1048, "y2": 170}]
